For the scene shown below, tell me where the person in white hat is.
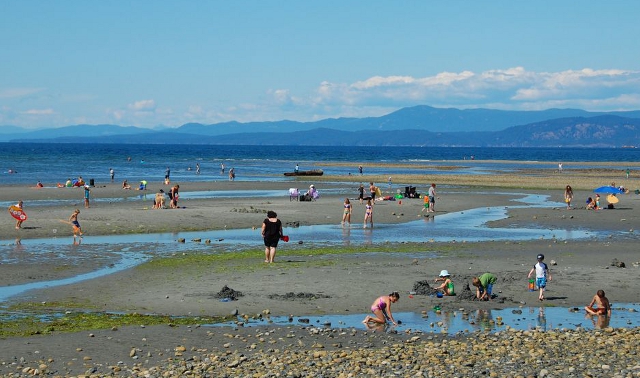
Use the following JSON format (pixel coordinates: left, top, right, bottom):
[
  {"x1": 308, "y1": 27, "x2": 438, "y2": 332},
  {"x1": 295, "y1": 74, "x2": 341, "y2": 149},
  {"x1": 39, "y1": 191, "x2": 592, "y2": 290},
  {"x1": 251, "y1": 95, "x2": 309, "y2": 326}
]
[
  {"x1": 83, "y1": 184, "x2": 91, "y2": 208},
  {"x1": 434, "y1": 270, "x2": 455, "y2": 296}
]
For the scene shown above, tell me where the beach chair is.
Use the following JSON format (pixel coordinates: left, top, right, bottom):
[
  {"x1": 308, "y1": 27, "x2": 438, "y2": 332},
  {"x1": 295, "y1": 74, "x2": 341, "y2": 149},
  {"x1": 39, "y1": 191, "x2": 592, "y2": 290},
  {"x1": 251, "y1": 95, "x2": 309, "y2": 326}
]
[{"x1": 289, "y1": 188, "x2": 299, "y2": 201}]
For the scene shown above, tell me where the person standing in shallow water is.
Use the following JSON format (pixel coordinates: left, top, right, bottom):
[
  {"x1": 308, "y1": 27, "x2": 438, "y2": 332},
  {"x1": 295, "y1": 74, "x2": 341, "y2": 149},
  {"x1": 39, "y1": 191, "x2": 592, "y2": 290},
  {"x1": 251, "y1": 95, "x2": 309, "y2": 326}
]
[
  {"x1": 341, "y1": 198, "x2": 352, "y2": 225},
  {"x1": 363, "y1": 199, "x2": 373, "y2": 228},
  {"x1": 69, "y1": 209, "x2": 83, "y2": 238},
  {"x1": 262, "y1": 210, "x2": 283, "y2": 263},
  {"x1": 564, "y1": 185, "x2": 574, "y2": 209}
]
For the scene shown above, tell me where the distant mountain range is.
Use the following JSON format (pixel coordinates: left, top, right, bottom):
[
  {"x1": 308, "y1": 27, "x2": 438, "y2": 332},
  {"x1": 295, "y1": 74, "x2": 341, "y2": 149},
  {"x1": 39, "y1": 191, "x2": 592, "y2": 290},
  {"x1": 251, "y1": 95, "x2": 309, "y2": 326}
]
[{"x1": 2, "y1": 105, "x2": 640, "y2": 147}]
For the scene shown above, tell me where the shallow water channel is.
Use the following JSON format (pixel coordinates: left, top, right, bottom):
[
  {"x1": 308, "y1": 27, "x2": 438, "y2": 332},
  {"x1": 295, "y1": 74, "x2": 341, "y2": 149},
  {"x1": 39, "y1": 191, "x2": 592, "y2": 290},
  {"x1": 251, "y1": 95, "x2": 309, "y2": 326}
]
[{"x1": 210, "y1": 304, "x2": 640, "y2": 334}]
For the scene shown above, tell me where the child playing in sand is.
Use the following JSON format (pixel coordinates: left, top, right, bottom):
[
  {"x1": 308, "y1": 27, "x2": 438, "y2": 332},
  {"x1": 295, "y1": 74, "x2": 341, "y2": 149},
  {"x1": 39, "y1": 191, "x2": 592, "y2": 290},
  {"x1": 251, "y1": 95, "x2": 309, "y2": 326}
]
[
  {"x1": 341, "y1": 198, "x2": 352, "y2": 225},
  {"x1": 434, "y1": 270, "x2": 455, "y2": 296},
  {"x1": 69, "y1": 209, "x2": 83, "y2": 238},
  {"x1": 528, "y1": 254, "x2": 551, "y2": 301},
  {"x1": 585, "y1": 289, "x2": 611, "y2": 316},
  {"x1": 362, "y1": 292, "x2": 399, "y2": 325},
  {"x1": 472, "y1": 273, "x2": 497, "y2": 301}
]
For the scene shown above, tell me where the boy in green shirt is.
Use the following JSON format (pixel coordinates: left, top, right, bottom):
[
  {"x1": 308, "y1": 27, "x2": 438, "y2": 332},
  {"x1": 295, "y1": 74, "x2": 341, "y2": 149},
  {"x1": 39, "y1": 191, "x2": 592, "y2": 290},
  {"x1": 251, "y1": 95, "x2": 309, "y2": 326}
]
[{"x1": 472, "y1": 273, "x2": 497, "y2": 301}]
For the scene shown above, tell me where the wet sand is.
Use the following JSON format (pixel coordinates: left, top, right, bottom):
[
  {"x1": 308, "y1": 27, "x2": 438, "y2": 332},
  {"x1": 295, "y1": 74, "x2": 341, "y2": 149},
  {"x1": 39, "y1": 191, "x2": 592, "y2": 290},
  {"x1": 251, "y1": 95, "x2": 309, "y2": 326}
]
[{"x1": 1, "y1": 170, "x2": 640, "y2": 376}]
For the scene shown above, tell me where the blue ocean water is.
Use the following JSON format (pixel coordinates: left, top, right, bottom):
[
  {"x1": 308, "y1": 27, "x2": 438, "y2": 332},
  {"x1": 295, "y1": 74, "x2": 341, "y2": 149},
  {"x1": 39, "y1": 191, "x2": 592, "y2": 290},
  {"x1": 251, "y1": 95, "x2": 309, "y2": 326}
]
[{"x1": 1, "y1": 143, "x2": 639, "y2": 185}]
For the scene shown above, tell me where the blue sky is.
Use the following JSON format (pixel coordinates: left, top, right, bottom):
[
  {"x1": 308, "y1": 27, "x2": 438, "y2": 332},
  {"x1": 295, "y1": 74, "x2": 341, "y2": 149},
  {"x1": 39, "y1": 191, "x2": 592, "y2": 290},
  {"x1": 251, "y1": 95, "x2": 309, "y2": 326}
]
[{"x1": 2, "y1": 1, "x2": 640, "y2": 130}]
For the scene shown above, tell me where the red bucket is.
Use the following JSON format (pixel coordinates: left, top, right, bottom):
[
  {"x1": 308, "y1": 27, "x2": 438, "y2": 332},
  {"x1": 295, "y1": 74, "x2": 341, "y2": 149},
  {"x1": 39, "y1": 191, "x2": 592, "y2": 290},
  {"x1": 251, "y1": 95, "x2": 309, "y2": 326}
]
[{"x1": 281, "y1": 235, "x2": 290, "y2": 242}]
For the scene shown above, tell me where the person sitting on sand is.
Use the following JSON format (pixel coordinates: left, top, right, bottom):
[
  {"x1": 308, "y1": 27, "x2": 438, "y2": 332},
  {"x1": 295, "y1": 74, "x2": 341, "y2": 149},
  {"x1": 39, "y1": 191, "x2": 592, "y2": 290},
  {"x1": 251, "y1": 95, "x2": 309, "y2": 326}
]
[
  {"x1": 362, "y1": 292, "x2": 399, "y2": 326},
  {"x1": 122, "y1": 180, "x2": 131, "y2": 190},
  {"x1": 586, "y1": 197, "x2": 596, "y2": 210},
  {"x1": 434, "y1": 270, "x2": 455, "y2": 296},
  {"x1": 35, "y1": 181, "x2": 44, "y2": 188},
  {"x1": 472, "y1": 273, "x2": 497, "y2": 301},
  {"x1": 585, "y1": 289, "x2": 611, "y2": 317}
]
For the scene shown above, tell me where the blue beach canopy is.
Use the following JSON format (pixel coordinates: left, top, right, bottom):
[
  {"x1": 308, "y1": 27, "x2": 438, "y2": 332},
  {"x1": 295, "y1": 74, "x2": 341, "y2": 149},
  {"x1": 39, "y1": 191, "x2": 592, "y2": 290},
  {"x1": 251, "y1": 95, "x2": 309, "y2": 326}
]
[{"x1": 593, "y1": 186, "x2": 624, "y2": 194}]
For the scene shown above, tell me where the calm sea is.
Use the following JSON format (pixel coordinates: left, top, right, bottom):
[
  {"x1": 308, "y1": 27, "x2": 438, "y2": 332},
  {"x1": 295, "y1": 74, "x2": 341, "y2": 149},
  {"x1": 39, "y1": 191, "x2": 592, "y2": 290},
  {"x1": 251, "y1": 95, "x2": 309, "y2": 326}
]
[{"x1": 1, "y1": 143, "x2": 639, "y2": 185}]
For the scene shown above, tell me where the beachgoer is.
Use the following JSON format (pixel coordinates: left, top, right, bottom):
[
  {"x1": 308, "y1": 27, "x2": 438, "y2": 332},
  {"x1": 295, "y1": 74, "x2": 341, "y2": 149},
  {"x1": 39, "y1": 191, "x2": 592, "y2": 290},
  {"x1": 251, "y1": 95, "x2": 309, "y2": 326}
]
[
  {"x1": 122, "y1": 180, "x2": 131, "y2": 190},
  {"x1": 221, "y1": 162, "x2": 225, "y2": 173},
  {"x1": 358, "y1": 165, "x2": 363, "y2": 175},
  {"x1": 585, "y1": 289, "x2": 612, "y2": 316},
  {"x1": 421, "y1": 194, "x2": 429, "y2": 212},
  {"x1": 154, "y1": 189, "x2": 166, "y2": 209},
  {"x1": 309, "y1": 184, "x2": 319, "y2": 200},
  {"x1": 261, "y1": 210, "x2": 283, "y2": 263},
  {"x1": 195, "y1": 163, "x2": 200, "y2": 175},
  {"x1": 626, "y1": 169, "x2": 630, "y2": 179},
  {"x1": 369, "y1": 182, "x2": 377, "y2": 203},
  {"x1": 564, "y1": 185, "x2": 574, "y2": 209},
  {"x1": 229, "y1": 168, "x2": 235, "y2": 181},
  {"x1": 472, "y1": 273, "x2": 497, "y2": 301},
  {"x1": 69, "y1": 209, "x2": 83, "y2": 237},
  {"x1": 358, "y1": 184, "x2": 365, "y2": 204},
  {"x1": 295, "y1": 164, "x2": 299, "y2": 173},
  {"x1": 65, "y1": 178, "x2": 73, "y2": 187},
  {"x1": 35, "y1": 181, "x2": 43, "y2": 188},
  {"x1": 595, "y1": 194, "x2": 601, "y2": 210},
  {"x1": 428, "y1": 183, "x2": 437, "y2": 212},
  {"x1": 558, "y1": 163, "x2": 563, "y2": 172},
  {"x1": 13, "y1": 201, "x2": 24, "y2": 229},
  {"x1": 363, "y1": 199, "x2": 373, "y2": 228},
  {"x1": 83, "y1": 185, "x2": 90, "y2": 208},
  {"x1": 434, "y1": 270, "x2": 455, "y2": 296},
  {"x1": 362, "y1": 292, "x2": 399, "y2": 325},
  {"x1": 169, "y1": 184, "x2": 180, "y2": 208},
  {"x1": 110, "y1": 168, "x2": 115, "y2": 182},
  {"x1": 342, "y1": 198, "x2": 352, "y2": 225},
  {"x1": 165, "y1": 167, "x2": 171, "y2": 181},
  {"x1": 528, "y1": 254, "x2": 551, "y2": 301},
  {"x1": 388, "y1": 176, "x2": 392, "y2": 189}
]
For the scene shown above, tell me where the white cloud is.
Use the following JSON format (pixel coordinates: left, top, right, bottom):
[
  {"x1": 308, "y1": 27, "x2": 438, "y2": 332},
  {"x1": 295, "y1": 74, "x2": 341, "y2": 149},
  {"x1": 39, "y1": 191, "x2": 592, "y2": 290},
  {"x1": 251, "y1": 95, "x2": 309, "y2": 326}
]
[
  {"x1": 0, "y1": 88, "x2": 45, "y2": 99},
  {"x1": 4, "y1": 67, "x2": 640, "y2": 129},
  {"x1": 21, "y1": 108, "x2": 55, "y2": 115},
  {"x1": 128, "y1": 99, "x2": 156, "y2": 112},
  {"x1": 300, "y1": 67, "x2": 640, "y2": 113}
]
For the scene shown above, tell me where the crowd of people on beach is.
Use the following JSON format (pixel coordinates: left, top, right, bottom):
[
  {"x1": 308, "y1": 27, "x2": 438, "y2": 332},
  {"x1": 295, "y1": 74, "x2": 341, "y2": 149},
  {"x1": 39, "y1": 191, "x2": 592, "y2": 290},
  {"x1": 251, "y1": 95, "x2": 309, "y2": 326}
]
[{"x1": 7, "y1": 161, "x2": 621, "y2": 331}]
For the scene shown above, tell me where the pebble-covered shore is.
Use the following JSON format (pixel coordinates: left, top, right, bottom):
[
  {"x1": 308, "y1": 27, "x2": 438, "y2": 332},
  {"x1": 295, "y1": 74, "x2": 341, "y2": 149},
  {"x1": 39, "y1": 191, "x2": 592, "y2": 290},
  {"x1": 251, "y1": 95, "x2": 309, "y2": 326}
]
[{"x1": 2, "y1": 325, "x2": 639, "y2": 377}]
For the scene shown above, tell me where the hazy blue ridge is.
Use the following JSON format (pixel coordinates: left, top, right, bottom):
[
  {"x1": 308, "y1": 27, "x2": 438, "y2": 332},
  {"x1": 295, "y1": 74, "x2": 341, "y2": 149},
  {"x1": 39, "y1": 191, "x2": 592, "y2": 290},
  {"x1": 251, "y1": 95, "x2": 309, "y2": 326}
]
[{"x1": 3, "y1": 106, "x2": 640, "y2": 147}]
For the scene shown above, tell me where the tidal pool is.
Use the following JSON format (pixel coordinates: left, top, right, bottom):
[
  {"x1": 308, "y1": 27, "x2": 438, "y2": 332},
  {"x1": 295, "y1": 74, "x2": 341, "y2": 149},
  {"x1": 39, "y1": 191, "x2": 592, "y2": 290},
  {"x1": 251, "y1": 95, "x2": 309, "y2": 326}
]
[{"x1": 210, "y1": 304, "x2": 640, "y2": 335}]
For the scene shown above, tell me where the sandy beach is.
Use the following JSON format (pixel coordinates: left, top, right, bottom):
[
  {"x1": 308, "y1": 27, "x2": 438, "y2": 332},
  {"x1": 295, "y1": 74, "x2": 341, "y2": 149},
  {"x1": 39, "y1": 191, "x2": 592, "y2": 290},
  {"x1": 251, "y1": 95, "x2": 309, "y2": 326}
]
[{"x1": 2, "y1": 169, "x2": 640, "y2": 376}]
